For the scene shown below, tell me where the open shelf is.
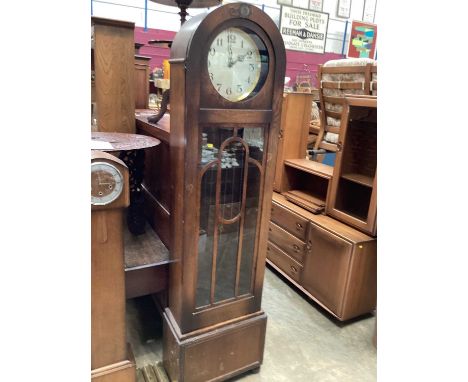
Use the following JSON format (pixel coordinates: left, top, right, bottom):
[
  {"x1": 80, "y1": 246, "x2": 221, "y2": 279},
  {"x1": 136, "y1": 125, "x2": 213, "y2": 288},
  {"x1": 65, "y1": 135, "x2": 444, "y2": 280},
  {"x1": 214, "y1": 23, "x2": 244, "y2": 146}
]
[
  {"x1": 284, "y1": 158, "x2": 333, "y2": 179},
  {"x1": 341, "y1": 173, "x2": 373, "y2": 188},
  {"x1": 124, "y1": 222, "x2": 170, "y2": 271},
  {"x1": 281, "y1": 160, "x2": 331, "y2": 214}
]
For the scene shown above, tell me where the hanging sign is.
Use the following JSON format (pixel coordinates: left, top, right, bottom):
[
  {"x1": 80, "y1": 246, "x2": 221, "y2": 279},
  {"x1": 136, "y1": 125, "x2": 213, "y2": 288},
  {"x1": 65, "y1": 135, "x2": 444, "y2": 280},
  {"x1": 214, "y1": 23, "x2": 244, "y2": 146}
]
[
  {"x1": 362, "y1": 0, "x2": 377, "y2": 23},
  {"x1": 279, "y1": 5, "x2": 329, "y2": 53},
  {"x1": 309, "y1": 0, "x2": 323, "y2": 12},
  {"x1": 337, "y1": 0, "x2": 352, "y2": 18}
]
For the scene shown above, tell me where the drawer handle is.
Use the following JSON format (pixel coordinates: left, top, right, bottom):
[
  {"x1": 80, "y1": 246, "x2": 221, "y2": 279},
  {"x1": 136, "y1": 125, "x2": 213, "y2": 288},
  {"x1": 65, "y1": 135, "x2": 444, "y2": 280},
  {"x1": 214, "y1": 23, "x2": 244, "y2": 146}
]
[
  {"x1": 296, "y1": 222, "x2": 303, "y2": 230},
  {"x1": 290, "y1": 265, "x2": 297, "y2": 273},
  {"x1": 269, "y1": 227, "x2": 272, "y2": 232},
  {"x1": 292, "y1": 244, "x2": 300, "y2": 252}
]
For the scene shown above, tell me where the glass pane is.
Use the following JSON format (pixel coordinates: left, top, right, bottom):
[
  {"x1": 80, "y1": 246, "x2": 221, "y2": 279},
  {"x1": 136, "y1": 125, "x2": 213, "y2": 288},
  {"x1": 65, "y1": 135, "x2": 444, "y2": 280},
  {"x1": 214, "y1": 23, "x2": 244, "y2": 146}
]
[
  {"x1": 214, "y1": 220, "x2": 240, "y2": 302},
  {"x1": 196, "y1": 163, "x2": 217, "y2": 308},
  {"x1": 220, "y1": 141, "x2": 245, "y2": 221},
  {"x1": 238, "y1": 163, "x2": 261, "y2": 295},
  {"x1": 239, "y1": 127, "x2": 264, "y2": 163}
]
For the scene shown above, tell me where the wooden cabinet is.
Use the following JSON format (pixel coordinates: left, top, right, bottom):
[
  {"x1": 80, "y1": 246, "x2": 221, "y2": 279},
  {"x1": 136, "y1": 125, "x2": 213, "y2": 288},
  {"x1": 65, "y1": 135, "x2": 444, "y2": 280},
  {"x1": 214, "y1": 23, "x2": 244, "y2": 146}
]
[
  {"x1": 134, "y1": 55, "x2": 151, "y2": 109},
  {"x1": 327, "y1": 96, "x2": 377, "y2": 236},
  {"x1": 267, "y1": 193, "x2": 376, "y2": 321},
  {"x1": 273, "y1": 92, "x2": 313, "y2": 192},
  {"x1": 92, "y1": 17, "x2": 135, "y2": 133}
]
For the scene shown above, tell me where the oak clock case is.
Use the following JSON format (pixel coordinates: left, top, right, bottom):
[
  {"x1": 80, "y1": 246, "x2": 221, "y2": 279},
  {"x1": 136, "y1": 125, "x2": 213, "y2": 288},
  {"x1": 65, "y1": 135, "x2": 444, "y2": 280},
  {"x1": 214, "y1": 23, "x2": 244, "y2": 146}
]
[
  {"x1": 164, "y1": 3, "x2": 286, "y2": 382},
  {"x1": 91, "y1": 151, "x2": 134, "y2": 382}
]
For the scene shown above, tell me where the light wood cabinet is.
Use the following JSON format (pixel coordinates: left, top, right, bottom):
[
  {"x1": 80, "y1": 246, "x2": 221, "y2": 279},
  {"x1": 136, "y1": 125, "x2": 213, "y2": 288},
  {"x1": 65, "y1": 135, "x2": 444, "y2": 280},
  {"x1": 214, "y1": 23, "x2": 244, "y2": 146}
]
[
  {"x1": 327, "y1": 95, "x2": 377, "y2": 236},
  {"x1": 267, "y1": 193, "x2": 376, "y2": 321},
  {"x1": 92, "y1": 17, "x2": 135, "y2": 133},
  {"x1": 273, "y1": 92, "x2": 313, "y2": 192}
]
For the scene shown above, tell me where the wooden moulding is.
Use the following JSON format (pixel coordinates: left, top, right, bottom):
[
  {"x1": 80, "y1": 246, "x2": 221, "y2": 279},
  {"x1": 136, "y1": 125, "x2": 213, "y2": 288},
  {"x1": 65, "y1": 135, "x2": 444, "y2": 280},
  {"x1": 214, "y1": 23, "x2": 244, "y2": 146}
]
[
  {"x1": 163, "y1": 309, "x2": 266, "y2": 382},
  {"x1": 91, "y1": 360, "x2": 136, "y2": 382}
]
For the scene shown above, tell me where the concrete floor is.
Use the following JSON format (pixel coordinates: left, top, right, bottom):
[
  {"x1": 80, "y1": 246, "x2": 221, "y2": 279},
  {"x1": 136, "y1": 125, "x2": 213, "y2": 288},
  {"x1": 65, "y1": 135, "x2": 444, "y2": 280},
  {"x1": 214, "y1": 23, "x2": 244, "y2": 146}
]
[{"x1": 126, "y1": 267, "x2": 376, "y2": 382}]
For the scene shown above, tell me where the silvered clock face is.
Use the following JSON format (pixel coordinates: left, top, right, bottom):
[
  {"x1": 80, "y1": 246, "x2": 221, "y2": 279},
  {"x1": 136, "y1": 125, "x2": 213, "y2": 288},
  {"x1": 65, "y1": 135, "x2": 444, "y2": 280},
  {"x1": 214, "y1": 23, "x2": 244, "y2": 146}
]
[
  {"x1": 207, "y1": 27, "x2": 268, "y2": 102},
  {"x1": 91, "y1": 162, "x2": 124, "y2": 206}
]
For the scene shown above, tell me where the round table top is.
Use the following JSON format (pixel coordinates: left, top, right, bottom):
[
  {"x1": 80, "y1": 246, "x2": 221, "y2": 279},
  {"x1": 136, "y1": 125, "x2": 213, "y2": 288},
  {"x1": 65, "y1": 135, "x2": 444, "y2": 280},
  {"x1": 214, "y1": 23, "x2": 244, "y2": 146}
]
[{"x1": 91, "y1": 132, "x2": 161, "y2": 152}]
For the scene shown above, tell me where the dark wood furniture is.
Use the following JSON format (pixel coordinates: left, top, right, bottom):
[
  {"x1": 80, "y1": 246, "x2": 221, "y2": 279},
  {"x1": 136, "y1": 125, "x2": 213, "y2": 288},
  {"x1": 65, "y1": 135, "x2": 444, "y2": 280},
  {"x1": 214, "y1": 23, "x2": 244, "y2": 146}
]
[
  {"x1": 327, "y1": 95, "x2": 377, "y2": 236},
  {"x1": 273, "y1": 92, "x2": 313, "y2": 192},
  {"x1": 91, "y1": 151, "x2": 135, "y2": 382},
  {"x1": 92, "y1": 17, "x2": 136, "y2": 134},
  {"x1": 268, "y1": 193, "x2": 376, "y2": 321},
  {"x1": 162, "y1": 4, "x2": 286, "y2": 381},
  {"x1": 134, "y1": 55, "x2": 151, "y2": 109},
  {"x1": 135, "y1": 112, "x2": 172, "y2": 249}
]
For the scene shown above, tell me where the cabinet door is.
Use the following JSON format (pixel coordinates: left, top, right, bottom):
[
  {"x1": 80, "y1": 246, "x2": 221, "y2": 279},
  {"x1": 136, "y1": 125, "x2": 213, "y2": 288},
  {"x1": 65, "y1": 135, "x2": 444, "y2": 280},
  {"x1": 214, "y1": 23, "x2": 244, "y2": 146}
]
[{"x1": 302, "y1": 223, "x2": 353, "y2": 317}]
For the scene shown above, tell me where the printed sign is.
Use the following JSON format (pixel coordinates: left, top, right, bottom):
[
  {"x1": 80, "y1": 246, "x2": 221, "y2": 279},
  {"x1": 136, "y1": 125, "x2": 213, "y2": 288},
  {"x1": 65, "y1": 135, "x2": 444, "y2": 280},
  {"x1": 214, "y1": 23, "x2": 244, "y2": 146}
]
[{"x1": 279, "y1": 5, "x2": 329, "y2": 53}]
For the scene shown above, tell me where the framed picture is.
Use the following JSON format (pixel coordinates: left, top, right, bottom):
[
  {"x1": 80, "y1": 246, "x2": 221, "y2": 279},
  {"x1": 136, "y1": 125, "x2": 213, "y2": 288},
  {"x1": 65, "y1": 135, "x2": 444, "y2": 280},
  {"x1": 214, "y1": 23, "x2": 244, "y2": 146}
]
[
  {"x1": 362, "y1": 0, "x2": 377, "y2": 23},
  {"x1": 309, "y1": 0, "x2": 323, "y2": 12},
  {"x1": 347, "y1": 20, "x2": 377, "y2": 59},
  {"x1": 337, "y1": 0, "x2": 352, "y2": 18},
  {"x1": 279, "y1": 5, "x2": 329, "y2": 54}
]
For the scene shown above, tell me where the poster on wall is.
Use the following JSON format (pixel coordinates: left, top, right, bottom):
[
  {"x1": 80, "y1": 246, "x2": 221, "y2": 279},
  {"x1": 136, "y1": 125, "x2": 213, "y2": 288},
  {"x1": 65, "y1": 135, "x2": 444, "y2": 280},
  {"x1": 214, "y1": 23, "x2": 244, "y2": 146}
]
[
  {"x1": 337, "y1": 0, "x2": 352, "y2": 18},
  {"x1": 347, "y1": 21, "x2": 377, "y2": 59},
  {"x1": 362, "y1": 0, "x2": 377, "y2": 23},
  {"x1": 279, "y1": 5, "x2": 329, "y2": 53},
  {"x1": 309, "y1": 0, "x2": 323, "y2": 12}
]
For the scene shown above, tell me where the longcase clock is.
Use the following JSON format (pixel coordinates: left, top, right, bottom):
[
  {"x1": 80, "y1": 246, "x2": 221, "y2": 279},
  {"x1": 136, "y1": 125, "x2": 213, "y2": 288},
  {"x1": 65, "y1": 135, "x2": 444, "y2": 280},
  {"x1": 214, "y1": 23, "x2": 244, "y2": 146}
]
[{"x1": 163, "y1": 3, "x2": 286, "y2": 381}]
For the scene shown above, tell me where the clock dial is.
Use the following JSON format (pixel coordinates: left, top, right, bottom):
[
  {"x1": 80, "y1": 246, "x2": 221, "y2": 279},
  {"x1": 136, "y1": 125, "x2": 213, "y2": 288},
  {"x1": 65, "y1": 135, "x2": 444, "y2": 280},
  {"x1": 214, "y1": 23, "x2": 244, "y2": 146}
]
[
  {"x1": 207, "y1": 27, "x2": 268, "y2": 102},
  {"x1": 91, "y1": 162, "x2": 124, "y2": 206}
]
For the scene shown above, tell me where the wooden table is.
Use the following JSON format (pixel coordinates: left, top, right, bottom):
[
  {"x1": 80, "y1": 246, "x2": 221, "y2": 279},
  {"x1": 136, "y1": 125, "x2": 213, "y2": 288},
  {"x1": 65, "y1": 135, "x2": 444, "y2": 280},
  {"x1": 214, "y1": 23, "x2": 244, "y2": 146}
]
[{"x1": 92, "y1": 132, "x2": 161, "y2": 235}]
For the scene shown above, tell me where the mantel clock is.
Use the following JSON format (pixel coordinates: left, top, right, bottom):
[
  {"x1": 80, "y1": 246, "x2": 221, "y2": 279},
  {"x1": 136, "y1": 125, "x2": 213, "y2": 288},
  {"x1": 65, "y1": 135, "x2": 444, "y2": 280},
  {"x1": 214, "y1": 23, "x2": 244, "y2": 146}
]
[{"x1": 163, "y1": 3, "x2": 286, "y2": 381}]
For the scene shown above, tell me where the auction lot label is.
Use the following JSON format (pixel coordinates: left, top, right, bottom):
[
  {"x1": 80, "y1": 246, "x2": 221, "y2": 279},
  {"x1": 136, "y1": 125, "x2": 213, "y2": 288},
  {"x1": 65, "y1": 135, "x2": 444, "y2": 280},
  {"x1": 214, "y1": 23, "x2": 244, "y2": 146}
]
[{"x1": 279, "y1": 5, "x2": 329, "y2": 53}]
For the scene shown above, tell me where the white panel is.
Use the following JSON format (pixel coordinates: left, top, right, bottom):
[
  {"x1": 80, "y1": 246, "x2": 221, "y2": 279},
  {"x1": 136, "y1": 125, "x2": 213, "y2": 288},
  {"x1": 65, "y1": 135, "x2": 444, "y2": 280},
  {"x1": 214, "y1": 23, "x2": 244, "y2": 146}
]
[{"x1": 92, "y1": 2, "x2": 145, "y2": 26}]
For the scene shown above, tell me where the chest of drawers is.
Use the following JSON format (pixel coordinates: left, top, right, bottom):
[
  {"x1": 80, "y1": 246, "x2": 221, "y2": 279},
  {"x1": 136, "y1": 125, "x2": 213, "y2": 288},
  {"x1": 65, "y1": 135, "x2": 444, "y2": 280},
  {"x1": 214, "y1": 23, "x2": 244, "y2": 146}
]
[{"x1": 267, "y1": 193, "x2": 376, "y2": 321}]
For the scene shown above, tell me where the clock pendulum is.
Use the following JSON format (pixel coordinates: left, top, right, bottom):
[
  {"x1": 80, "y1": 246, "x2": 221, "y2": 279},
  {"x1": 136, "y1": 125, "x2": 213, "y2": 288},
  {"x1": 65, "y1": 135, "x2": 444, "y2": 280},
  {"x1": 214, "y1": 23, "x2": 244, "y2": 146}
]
[{"x1": 162, "y1": 3, "x2": 286, "y2": 381}]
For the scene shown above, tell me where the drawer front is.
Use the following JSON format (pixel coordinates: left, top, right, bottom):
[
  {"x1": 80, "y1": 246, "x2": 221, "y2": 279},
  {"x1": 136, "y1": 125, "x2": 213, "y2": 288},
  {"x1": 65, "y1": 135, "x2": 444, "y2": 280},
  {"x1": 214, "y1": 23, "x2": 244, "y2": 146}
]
[
  {"x1": 271, "y1": 201, "x2": 308, "y2": 241},
  {"x1": 268, "y1": 222, "x2": 305, "y2": 263},
  {"x1": 266, "y1": 241, "x2": 303, "y2": 283}
]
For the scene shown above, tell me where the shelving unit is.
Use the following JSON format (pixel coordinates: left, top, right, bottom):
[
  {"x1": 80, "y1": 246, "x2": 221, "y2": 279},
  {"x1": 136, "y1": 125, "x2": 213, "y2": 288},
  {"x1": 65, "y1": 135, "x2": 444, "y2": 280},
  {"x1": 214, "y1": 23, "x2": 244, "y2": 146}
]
[
  {"x1": 281, "y1": 159, "x2": 333, "y2": 214},
  {"x1": 327, "y1": 95, "x2": 377, "y2": 236}
]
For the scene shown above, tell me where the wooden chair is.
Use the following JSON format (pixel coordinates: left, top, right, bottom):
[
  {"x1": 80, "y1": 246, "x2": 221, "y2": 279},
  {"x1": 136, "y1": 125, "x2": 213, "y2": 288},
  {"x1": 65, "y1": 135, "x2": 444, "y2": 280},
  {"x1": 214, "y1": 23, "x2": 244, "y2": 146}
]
[{"x1": 314, "y1": 60, "x2": 377, "y2": 153}]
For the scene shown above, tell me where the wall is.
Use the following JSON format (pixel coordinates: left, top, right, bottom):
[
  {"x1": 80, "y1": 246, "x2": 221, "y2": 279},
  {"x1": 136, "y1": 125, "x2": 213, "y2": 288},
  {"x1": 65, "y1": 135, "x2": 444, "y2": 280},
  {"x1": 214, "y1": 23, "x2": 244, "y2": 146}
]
[{"x1": 93, "y1": 0, "x2": 377, "y2": 85}]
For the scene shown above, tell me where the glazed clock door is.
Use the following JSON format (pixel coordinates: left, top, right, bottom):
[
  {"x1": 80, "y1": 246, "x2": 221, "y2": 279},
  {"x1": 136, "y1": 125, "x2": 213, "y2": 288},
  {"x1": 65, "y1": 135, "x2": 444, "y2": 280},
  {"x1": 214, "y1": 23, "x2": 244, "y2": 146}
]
[{"x1": 196, "y1": 126, "x2": 266, "y2": 308}]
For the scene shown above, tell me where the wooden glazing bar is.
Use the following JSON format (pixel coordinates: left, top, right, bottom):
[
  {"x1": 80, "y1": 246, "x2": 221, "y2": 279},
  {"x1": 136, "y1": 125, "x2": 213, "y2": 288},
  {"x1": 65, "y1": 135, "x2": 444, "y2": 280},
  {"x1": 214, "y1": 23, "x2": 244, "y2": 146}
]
[{"x1": 234, "y1": 141, "x2": 251, "y2": 297}]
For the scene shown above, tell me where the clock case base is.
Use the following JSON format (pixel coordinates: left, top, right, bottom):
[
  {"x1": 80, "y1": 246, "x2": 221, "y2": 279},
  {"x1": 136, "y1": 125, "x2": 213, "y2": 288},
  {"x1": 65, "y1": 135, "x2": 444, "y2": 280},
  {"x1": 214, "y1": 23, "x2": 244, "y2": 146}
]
[{"x1": 163, "y1": 309, "x2": 267, "y2": 382}]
